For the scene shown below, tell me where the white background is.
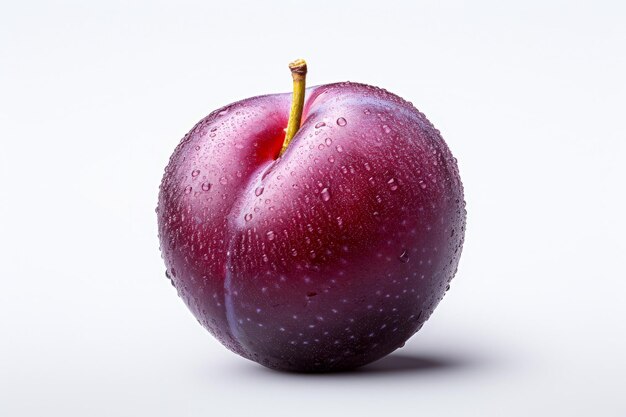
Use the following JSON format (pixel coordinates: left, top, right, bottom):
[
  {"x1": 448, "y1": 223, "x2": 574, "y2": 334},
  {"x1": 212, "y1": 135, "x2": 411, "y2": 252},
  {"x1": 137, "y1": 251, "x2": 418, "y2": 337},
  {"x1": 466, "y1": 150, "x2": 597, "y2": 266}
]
[{"x1": 1, "y1": 1, "x2": 625, "y2": 416}]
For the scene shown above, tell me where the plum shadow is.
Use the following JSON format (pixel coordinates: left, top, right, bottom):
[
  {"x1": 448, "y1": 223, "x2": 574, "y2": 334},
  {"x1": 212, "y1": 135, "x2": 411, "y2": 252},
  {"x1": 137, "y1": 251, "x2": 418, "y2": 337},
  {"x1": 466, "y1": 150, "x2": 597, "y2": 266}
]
[
  {"x1": 248, "y1": 350, "x2": 481, "y2": 378},
  {"x1": 354, "y1": 352, "x2": 471, "y2": 375}
]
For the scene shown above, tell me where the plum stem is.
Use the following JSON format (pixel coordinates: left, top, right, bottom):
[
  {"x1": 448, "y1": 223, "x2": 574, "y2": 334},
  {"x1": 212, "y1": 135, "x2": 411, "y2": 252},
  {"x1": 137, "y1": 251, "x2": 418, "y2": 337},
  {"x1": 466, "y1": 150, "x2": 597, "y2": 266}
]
[{"x1": 279, "y1": 59, "x2": 307, "y2": 156}]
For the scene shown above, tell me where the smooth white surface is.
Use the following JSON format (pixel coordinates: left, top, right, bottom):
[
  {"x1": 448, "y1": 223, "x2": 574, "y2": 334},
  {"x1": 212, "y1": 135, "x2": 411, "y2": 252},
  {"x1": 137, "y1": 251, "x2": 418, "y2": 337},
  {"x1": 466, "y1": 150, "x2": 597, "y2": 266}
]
[{"x1": 1, "y1": 1, "x2": 625, "y2": 416}]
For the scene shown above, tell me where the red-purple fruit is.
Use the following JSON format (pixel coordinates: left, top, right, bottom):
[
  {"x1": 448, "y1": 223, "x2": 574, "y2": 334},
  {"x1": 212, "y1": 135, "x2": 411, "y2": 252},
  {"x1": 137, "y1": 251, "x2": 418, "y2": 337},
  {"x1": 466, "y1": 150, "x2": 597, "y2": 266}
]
[{"x1": 157, "y1": 60, "x2": 466, "y2": 372}]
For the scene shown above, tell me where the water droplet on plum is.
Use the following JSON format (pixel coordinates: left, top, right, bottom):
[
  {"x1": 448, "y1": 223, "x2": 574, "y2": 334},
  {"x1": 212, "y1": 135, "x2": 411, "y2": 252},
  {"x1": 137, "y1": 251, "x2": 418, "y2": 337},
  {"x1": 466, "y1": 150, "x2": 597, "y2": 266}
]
[{"x1": 321, "y1": 188, "x2": 331, "y2": 201}]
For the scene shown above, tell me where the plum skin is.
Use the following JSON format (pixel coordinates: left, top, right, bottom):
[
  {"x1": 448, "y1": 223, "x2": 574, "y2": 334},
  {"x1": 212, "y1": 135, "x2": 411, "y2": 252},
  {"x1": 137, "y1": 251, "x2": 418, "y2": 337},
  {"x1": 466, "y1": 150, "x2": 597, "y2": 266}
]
[{"x1": 157, "y1": 82, "x2": 466, "y2": 372}]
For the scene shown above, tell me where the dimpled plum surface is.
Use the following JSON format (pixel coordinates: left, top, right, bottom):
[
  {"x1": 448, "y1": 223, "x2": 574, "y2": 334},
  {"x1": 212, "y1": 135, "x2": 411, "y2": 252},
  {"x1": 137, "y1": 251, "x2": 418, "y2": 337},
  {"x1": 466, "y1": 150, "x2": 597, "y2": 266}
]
[{"x1": 157, "y1": 82, "x2": 466, "y2": 372}]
